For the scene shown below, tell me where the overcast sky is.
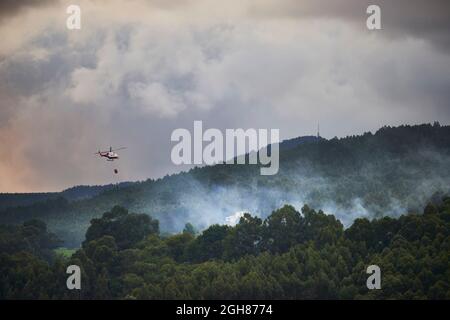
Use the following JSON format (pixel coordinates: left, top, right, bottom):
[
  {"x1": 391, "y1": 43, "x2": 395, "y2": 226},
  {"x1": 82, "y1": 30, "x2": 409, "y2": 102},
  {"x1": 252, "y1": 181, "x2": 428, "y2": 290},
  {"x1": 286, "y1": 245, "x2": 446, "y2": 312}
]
[{"x1": 0, "y1": 0, "x2": 449, "y2": 192}]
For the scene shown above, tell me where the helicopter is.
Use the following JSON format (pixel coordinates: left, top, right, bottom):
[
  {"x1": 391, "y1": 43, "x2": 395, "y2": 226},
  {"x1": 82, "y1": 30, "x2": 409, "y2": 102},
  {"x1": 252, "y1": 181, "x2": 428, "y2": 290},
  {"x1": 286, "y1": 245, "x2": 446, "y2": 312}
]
[{"x1": 95, "y1": 146, "x2": 126, "y2": 161}]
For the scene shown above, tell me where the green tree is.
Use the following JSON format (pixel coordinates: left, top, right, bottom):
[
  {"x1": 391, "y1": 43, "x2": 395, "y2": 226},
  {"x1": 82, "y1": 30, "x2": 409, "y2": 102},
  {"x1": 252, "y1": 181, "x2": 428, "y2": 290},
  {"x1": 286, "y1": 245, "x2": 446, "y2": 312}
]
[{"x1": 84, "y1": 206, "x2": 158, "y2": 250}]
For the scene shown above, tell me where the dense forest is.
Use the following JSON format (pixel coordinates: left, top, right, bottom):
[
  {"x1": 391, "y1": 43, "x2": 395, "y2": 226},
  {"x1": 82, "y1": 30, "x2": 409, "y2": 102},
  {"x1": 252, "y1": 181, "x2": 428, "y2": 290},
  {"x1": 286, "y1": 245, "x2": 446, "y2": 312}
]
[
  {"x1": 1, "y1": 195, "x2": 449, "y2": 299},
  {"x1": 1, "y1": 123, "x2": 450, "y2": 248}
]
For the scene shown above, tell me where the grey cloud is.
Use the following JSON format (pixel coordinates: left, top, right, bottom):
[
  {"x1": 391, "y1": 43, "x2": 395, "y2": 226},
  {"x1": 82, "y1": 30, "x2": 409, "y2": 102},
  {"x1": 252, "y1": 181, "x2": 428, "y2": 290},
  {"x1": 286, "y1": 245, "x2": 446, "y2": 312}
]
[
  {"x1": 251, "y1": 0, "x2": 450, "y2": 53},
  {"x1": 1, "y1": 1, "x2": 450, "y2": 192},
  {"x1": 0, "y1": 0, "x2": 56, "y2": 21}
]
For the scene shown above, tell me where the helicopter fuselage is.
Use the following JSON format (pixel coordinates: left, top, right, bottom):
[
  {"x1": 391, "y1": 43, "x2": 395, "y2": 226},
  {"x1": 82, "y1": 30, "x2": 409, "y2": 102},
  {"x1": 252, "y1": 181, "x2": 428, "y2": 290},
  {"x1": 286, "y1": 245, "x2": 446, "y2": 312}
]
[{"x1": 99, "y1": 152, "x2": 119, "y2": 160}]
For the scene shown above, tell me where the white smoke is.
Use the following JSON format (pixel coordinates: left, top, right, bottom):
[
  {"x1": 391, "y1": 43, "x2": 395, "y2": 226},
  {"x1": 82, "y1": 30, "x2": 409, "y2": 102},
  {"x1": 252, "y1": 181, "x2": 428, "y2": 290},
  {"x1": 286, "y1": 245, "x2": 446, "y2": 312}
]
[{"x1": 225, "y1": 211, "x2": 246, "y2": 226}]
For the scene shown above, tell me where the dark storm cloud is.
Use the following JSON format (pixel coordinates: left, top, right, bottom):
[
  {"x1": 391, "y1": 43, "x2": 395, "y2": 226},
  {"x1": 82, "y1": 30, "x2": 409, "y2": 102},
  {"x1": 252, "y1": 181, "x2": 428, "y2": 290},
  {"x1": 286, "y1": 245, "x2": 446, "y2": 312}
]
[
  {"x1": 0, "y1": 0, "x2": 56, "y2": 21},
  {"x1": 252, "y1": 0, "x2": 450, "y2": 53},
  {"x1": 2, "y1": 0, "x2": 449, "y2": 50}
]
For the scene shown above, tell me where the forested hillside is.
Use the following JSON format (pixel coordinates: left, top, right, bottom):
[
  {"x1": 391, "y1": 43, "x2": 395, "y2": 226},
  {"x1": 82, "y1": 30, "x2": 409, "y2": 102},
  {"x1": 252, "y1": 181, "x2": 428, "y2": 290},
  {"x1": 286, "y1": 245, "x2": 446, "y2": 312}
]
[
  {"x1": 0, "y1": 183, "x2": 134, "y2": 211},
  {"x1": 1, "y1": 196, "x2": 449, "y2": 299},
  {"x1": 1, "y1": 123, "x2": 450, "y2": 247}
]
